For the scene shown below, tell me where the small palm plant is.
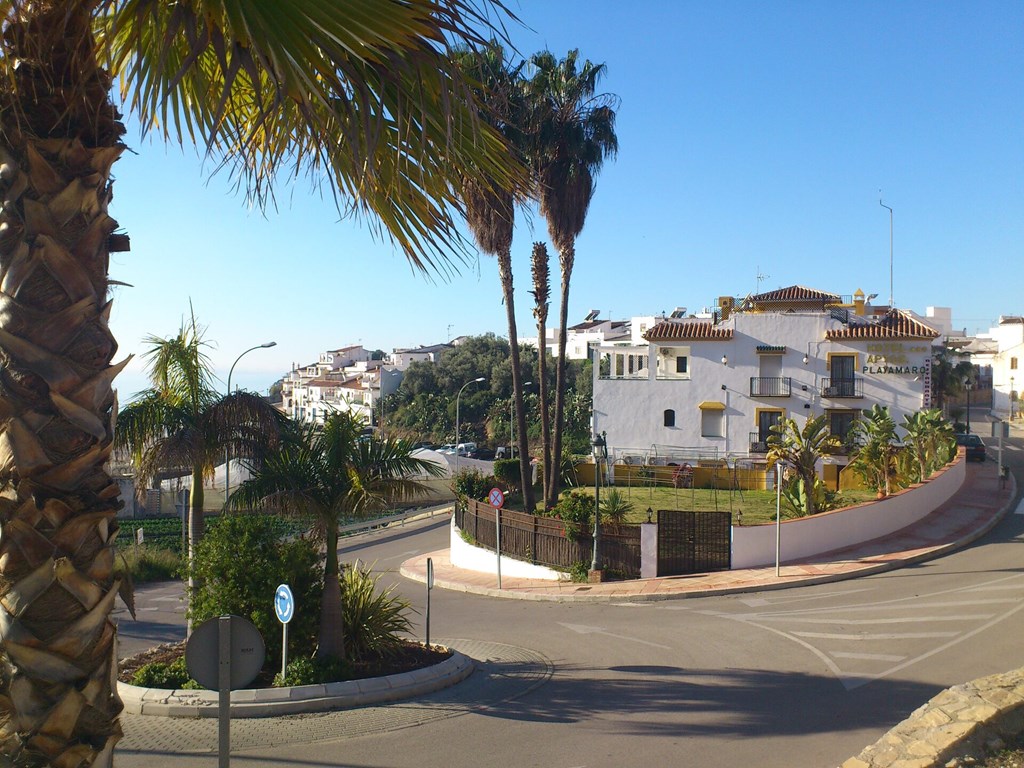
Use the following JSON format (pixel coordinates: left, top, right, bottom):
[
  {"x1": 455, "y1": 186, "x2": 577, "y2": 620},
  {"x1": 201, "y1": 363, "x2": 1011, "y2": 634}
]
[
  {"x1": 600, "y1": 488, "x2": 634, "y2": 530},
  {"x1": 902, "y1": 409, "x2": 955, "y2": 482},
  {"x1": 766, "y1": 415, "x2": 841, "y2": 516}
]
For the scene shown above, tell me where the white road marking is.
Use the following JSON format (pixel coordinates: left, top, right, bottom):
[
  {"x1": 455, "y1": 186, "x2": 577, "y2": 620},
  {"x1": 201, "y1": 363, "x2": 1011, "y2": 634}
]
[
  {"x1": 794, "y1": 631, "x2": 959, "y2": 640},
  {"x1": 151, "y1": 596, "x2": 181, "y2": 602},
  {"x1": 559, "y1": 623, "x2": 673, "y2": 650},
  {"x1": 830, "y1": 651, "x2": 907, "y2": 662},
  {"x1": 755, "y1": 615, "x2": 993, "y2": 624},
  {"x1": 1015, "y1": 497, "x2": 1024, "y2": 515}
]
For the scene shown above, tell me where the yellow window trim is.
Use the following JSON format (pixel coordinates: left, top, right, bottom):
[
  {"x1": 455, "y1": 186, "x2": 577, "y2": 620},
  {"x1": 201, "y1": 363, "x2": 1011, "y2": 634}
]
[{"x1": 698, "y1": 401, "x2": 726, "y2": 410}]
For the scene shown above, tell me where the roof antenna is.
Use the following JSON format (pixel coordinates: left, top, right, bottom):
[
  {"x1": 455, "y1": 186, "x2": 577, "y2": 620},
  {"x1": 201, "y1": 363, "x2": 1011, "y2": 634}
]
[{"x1": 756, "y1": 266, "x2": 769, "y2": 294}]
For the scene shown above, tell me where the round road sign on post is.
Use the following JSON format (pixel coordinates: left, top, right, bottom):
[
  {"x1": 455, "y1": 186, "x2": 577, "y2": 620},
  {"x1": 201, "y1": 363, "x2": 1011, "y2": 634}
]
[
  {"x1": 274, "y1": 584, "x2": 294, "y2": 624},
  {"x1": 488, "y1": 487, "x2": 505, "y2": 509},
  {"x1": 185, "y1": 615, "x2": 266, "y2": 691}
]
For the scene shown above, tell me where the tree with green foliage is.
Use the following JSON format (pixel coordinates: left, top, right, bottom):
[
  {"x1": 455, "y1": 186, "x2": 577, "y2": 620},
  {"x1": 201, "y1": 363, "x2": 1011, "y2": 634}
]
[
  {"x1": 850, "y1": 405, "x2": 902, "y2": 497},
  {"x1": 187, "y1": 514, "x2": 322, "y2": 669},
  {"x1": 0, "y1": 2, "x2": 526, "y2": 762},
  {"x1": 232, "y1": 412, "x2": 442, "y2": 662},
  {"x1": 526, "y1": 49, "x2": 619, "y2": 508},
  {"x1": 931, "y1": 347, "x2": 975, "y2": 414},
  {"x1": 767, "y1": 415, "x2": 841, "y2": 516},
  {"x1": 902, "y1": 409, "x2": 956, "y2": 482},
  {"x1": 116, "y1": 315, "x2": 284, "y2": 572}
]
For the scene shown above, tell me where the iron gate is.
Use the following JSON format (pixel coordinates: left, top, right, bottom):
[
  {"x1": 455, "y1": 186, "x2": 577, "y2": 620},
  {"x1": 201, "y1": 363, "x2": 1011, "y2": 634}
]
[{"x1": 657, "y1": 510, "x2": 731, "y2": 576}]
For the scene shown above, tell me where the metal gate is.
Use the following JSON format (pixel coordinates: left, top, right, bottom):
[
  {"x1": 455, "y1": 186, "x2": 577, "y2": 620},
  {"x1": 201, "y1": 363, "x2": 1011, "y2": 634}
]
[{"x1": 656, "y1": 511, "x2": 731, "y2": 576}]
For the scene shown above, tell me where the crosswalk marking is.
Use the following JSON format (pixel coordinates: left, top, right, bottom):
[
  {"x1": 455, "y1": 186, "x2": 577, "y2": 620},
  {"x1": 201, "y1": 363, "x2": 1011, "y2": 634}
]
[
  {"x1": 794, "y1": 631, "x2": 960, "y2": 640},
  {"x1": 830, "y1": 651, "x2": 907, "y2": 662},
  {"x1": 757, "y1": 615, "x2": 993, "y2": 624}
]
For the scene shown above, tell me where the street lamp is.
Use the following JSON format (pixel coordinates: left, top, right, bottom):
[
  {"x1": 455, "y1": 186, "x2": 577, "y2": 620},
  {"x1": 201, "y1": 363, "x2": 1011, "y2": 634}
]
[
  {"x1": 511, "y1": 381, "x2": 532, "y2": 459},
  {"x1": 965, "y1": 378, "x2": 973, "y2": 434},
  {"x1": 1012, "y1": 377, "x2": 1016, "y2": 422},
  {"x1": 591, "y1": 431, "x2": 608, "y2": 573},
  {"x1": 454, "y1": 377, "x2": 485, "y2": 477},
  {"x1": 880, "y1": 197, "x2": 893, "y2": 307},
  {"x1": 225, "y1": 341, "x2": 276, "y2": 506}
]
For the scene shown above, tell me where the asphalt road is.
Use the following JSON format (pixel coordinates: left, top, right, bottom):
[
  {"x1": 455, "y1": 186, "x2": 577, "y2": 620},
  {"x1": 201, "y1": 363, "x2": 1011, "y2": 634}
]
[{"x1": 113, "y1": 434, "x2": 1024, "y2": 768}]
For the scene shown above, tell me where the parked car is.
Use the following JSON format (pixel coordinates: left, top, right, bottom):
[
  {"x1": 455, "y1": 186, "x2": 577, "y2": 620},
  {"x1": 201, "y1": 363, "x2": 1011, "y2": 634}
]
[
  {"x1": 468, "y1": 447, "x2": 496, "y2": 460},
  {"x1": 956, "y1": 433, "x2": 987, "y2": 462}
]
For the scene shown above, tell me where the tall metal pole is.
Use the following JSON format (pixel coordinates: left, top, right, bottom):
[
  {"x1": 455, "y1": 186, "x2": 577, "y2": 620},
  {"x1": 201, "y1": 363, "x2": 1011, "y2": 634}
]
[
  {"x1": 880, "y1": 198, "x2": 893, "y2": 307},
  {"x1": 454, "y1": 377, "x2": 485, "y2": 478},
  {"x1": 225, "y1": 341, "x2": 276, "y2": 507},
  {"x1": 591, "y1": 432, "x2": 607, "y2": 572}
]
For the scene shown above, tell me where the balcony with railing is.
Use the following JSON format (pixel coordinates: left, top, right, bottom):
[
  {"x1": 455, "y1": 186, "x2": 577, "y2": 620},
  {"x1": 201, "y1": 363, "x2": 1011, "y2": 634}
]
[
  {"x1": 749, "y1": 432, "x2": 769, "y2": 454},
  {"x1": 749, "y1": 376, "x2": 792, "y2": 397},
  {"x1": 821, "y1": 377, "x2": 864, "y2": 398}
]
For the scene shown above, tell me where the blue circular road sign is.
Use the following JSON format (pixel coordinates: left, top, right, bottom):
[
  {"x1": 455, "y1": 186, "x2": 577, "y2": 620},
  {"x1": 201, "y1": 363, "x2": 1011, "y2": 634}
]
[{"x1": 274, "y1": 584, "x2": 294, "y2": 624}]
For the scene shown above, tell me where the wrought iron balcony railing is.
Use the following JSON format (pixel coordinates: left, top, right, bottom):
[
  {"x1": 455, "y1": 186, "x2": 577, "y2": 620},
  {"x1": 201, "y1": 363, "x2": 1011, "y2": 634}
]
[
  {"x1": 749, "y1": 376, "x2": 792, "y2": 397},
  {"x1": 821, "y1": 377, "x2": 864, "y2": 398}
]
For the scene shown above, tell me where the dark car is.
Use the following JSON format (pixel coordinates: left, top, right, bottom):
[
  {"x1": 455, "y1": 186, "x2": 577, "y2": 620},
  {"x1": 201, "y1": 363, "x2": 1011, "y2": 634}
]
[{"x1": 956, "y1": 433, "x2": 987, "y2": 462}]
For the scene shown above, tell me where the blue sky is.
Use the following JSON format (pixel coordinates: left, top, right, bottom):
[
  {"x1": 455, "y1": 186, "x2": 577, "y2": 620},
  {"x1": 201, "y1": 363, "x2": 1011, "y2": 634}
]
[{"x1": 107, "y1": 0, "x2": 1023, "y2": 398}]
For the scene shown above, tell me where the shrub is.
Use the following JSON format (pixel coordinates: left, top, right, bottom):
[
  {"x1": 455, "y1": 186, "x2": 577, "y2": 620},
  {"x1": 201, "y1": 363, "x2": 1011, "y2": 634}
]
[
  {"x1": 451, "y1": 468, "x2": 495, "y2": 512},
  {"x1": 341, "y1": 564, "x2": 413, "y2": 661},
  {"x1": 187, "y1": 514, "x2": 323, "y2": 668},
  {"x1": 548, "y1": 491, "x2": 593, "y2": 540},
  {"x1": 131, "y1": 656, "x2": 199, "y2": 689},
  {"x1": 568, "y1": 561, "x2": 589, "y2": 582},
  {"x1": 493, "y1": 459, "x2": 520, "y2": 490}
]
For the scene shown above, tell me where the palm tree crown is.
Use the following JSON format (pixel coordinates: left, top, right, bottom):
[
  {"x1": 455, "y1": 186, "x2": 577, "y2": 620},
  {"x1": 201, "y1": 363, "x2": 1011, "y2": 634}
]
[{"x1": 232, "y1": 411, "x2": 443, "y2": 661}]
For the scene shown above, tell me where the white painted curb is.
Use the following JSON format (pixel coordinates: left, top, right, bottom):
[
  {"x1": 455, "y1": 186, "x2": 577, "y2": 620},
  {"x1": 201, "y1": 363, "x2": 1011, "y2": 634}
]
[{"x1": 119, "y1": 649, "x2": 474, "y2": 718}]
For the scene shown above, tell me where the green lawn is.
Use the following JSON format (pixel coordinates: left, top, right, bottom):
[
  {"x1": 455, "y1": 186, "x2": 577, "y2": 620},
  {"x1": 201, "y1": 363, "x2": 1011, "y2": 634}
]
[{"x1": 561, "y1": 484, "x2": 878, "y2": 526}]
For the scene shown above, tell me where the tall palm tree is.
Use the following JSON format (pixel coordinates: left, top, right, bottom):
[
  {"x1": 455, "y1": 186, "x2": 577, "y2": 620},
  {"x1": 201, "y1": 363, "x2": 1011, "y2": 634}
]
[
  {"x1": 454, "y1": 42, "x2": 535, "y2": 512},
  {"x1": 767, "y1": 415, "x2": 841, "y2": 516},
  {"x1": 115, "y1": 315, "x2": 283, "y2": 594},
  {"x1": 529, "y1": 241, "x2": 553, "y2": 499},
  {"x1": 0, "y1": 2, "x2": 523, "y2": 764},
  {"x1": 231, "y1": 412, "x2": 442, "y2": 661},
  {"x1": 526, "y1": 49, "x2": 618, "y2": 507}
]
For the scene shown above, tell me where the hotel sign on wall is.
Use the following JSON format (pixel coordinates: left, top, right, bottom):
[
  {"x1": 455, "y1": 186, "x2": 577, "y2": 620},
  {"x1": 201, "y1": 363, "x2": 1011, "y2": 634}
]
[{"x1": 862, "y1": 343, "x2": 931, "y2": 375}]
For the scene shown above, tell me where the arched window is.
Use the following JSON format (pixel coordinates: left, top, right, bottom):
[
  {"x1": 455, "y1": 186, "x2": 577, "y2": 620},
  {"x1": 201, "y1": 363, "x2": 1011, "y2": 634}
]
[{"x1": 663, "y1": 409, "x2": 675, "y2": 427}]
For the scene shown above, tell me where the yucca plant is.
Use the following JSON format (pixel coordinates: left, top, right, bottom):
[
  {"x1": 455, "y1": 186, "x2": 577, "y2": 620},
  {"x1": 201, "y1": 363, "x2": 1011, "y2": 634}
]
[
  {"x1": 600, "y1": 488, "x2": 634, "y2": 529},
  {"x1": 341, "y1": 565, "x2": 414, "y2": 661}
]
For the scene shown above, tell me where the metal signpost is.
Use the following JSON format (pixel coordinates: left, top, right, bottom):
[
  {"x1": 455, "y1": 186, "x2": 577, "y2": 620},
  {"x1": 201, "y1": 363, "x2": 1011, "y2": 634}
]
[
  {"x1": 425, "y1": 557, "x2": 434, "y2": 647},
  {"x1": 775, "y1": 462, "x2": 783, "y2": 578},
  {"x1": 274, "y1": 584, "x2": 294, "y2": 680},
  {"x1": 489, "y1": 487, "x2": 505, "y2": 588},
  {"x1": 185, "y1": 615, "x2": 266, "y2": 768}
]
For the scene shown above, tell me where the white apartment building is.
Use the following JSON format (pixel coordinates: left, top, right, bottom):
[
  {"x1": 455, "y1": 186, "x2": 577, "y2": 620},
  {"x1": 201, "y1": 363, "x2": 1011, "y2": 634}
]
[
  {"x1": 966, "y1": 316, "x2": 1023, "y2": 420},
  {"x1": 592, "y1": 286, "x2": 940, "y2": 468},
  {"x1": 389, "y1": 343, "x2": 452, "y2": 370},
  {"x1": 522, "y1": 310, "x2": 630, "y2": 360}
]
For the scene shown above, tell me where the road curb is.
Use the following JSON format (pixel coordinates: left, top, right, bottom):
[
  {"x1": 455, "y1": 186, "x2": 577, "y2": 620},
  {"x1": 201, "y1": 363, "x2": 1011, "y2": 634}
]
[{"x1": 118, "y1": 648, "x2": 474, "y2": 718}]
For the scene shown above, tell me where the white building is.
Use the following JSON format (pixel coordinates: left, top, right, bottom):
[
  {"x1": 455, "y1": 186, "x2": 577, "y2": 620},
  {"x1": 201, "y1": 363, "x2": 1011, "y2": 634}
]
[
  {"x1": 522, "y1": 310, "x2": 630, "y2": 360},
  {"x1": 593, "y1": 286, "x2": 939, "y2": 468},
  {"x1": 967, "y1": 316, "x2": 1023, "y2": 420},
  {"x1": 389, "y1": 343, "x2": 452, "y2": 370}
]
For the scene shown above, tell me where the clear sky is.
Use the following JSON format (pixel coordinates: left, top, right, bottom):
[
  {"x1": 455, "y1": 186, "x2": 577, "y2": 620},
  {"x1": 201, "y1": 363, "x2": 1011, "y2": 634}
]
[{"x1": 106, "y1": 0, "x2": 1023, "y2": 399}]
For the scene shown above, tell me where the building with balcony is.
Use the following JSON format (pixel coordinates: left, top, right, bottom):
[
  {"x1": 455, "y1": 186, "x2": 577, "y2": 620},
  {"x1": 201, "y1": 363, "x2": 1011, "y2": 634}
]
[{"x1": 592, "y1": 286, "x2": 940, "y2": 469}]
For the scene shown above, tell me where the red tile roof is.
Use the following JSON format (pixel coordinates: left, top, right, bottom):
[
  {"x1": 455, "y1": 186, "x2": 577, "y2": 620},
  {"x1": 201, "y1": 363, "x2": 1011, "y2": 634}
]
[
  {"x1": 644, "y1": 321, "x2": 733, "y2": 341},
  {"x1": 826, "y1": 309, "x2": 940, "y2": 340},
  {"x1": 750, "y1": 285, "x2": 842, "y2": 306}
]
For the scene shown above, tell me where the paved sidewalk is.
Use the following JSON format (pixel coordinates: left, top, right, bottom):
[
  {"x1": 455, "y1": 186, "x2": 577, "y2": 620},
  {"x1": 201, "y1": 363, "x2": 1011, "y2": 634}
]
[{"x1": 401, "y1": 460, "x2": 1018, "y2": 602}]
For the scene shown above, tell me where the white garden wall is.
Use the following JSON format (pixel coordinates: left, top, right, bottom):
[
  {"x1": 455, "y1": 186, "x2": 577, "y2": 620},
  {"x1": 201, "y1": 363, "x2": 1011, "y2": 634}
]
[
  {"x1": 449, "y1": 516, "x2": 566, "y2": 581},
  {"x1": 731, "y1": 456, "x2": 966, "y2": 568}
]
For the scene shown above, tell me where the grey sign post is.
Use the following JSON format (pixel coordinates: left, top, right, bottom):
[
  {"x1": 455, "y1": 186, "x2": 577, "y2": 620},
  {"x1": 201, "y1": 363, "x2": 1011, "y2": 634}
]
[
  {"x1": 425, "y1": 557, "x2": 434, "y2": 647},
  {"x1": 185, "y1": 615, "x2": 265, "y2": 768}
]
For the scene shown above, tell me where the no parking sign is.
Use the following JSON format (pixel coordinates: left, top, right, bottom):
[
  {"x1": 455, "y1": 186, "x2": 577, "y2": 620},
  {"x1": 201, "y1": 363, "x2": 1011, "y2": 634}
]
[{"x1": 488, "y1": 487, "x2": 505, "y2": 509}]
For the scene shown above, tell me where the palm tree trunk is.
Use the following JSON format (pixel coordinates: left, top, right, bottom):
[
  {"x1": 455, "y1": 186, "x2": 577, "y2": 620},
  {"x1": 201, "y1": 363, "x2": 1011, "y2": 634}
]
[
  {"x1": 530, "y1": 243, "x2": 552, "y2": 512},
  {"x1": 186, "y1": 467, "x2": 206, "y2": 634},
  {"x1": 497, "y1": 250, "x2": 535, "y2": 512},
  {"x1": 0, "y1": 5, "x2": 128, "y2": 764},
  {"x1": 318, "y1": 522, "x2": 345, "y2": 661},
  {"x1": 547, "y1": 244, "x2": 575, "y2": 509}
]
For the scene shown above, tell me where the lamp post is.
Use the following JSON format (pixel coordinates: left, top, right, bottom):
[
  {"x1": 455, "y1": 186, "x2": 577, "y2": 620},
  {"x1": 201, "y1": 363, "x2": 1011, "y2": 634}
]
[
  {"x1": 511, "y1": 381, "x2": 532, "y2": 459},
  {"x1": 225, "y1": 341, "x2": 276, "y2": 506},
  {"x1": 1011, "y1": 377, "x2": 1016, "y2": 422},
  {"x1": 591, "y1": 431, "x2": 608, "y2": 573},
  {"x1": 965, "y1": 379, "x2": 973, "y2": 434},
  {"x1": 455, "y1": 377, "x2": 485, "y2": 478}
]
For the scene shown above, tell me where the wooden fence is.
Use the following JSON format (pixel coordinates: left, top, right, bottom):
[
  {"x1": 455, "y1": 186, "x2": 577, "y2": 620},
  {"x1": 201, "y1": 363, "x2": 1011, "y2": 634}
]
[{"x1": 457, "y1": 499, "x2": 642, "y2": 577}]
